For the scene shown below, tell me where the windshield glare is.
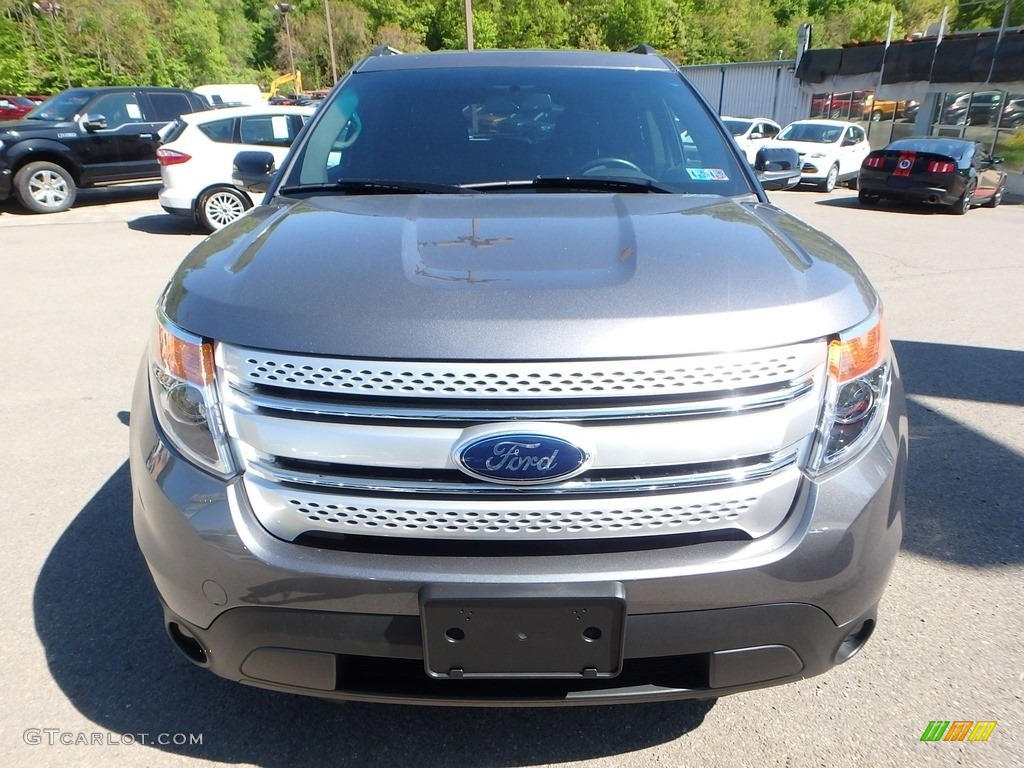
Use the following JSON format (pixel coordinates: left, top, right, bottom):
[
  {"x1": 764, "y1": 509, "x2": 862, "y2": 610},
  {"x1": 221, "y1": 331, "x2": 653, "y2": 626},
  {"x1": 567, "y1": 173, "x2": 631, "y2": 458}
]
[
  {"x1": 26, "y1": 90, "x2": 92, "y2": 121},
  {"x1": 285, "y1": 66, "x2": 753, "y2": 197}
]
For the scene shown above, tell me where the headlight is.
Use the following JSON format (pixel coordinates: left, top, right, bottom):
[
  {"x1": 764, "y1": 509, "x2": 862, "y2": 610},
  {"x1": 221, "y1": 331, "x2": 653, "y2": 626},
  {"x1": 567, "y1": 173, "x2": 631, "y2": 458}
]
[
  {"x1": 808, "y1": 313, "x2": 891, "y2": 474},
  {"x1": 148, "y1": 313, "x2": 235, "y2": 477}
]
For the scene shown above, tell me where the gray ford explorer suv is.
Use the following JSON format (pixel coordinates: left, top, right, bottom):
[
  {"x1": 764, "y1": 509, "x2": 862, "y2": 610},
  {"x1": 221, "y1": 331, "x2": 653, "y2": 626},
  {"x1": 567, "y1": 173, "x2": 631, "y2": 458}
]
[{"x1": 130, "y1": 48, "x2": 907, "y2": 706}]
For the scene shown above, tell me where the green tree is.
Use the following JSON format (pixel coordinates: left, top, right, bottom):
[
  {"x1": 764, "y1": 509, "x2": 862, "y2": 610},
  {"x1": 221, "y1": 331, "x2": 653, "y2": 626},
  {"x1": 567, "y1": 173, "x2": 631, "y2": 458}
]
[{"x1": 498, "y1": 0, "x2": 570, "y2": 49}]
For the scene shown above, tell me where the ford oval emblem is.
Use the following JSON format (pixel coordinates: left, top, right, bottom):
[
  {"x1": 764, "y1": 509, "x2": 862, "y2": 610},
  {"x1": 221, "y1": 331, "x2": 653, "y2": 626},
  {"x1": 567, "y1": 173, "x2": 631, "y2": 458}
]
[{"x1": 453, "y1": 426, "x2": 593, "y2": 485}]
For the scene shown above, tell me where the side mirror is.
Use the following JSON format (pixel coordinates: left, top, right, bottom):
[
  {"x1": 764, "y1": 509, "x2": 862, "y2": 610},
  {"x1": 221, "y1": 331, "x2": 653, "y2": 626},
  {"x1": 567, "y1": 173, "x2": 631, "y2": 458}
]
[
  {"x1": 990, "y1": 156, "x2": 1004, "y2": 166},
  {"x1": 749, "y1": 132, "x2": 763, "y2": 140},
  {"x1": 233, "y1": 150, "x2": 277, "y2": 194},
  {"x1": 754, "y1": 147, "x2": 801, "y2": 191},
  {"x1": 81, "y1": 114, "x2": 108, "y2": 132}
]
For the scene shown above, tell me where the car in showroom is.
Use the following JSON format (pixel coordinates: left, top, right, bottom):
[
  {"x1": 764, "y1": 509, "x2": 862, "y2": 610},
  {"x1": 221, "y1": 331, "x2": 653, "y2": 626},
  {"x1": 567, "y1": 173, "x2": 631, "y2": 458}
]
[
  {"x1": 859, "y1": 93, "x2": 916, "y2": 122},
  {"x1": 768, "y1": 119, "x2": 871, "y2": 191},
  {"x1": 157, "y1": 104, "x2": 314, "y2": 231},
  {"x1": 939, "y1": 90, "x2": 1023, "y2": 126},
  {"x1": 998, "y1": 95, "x2": 1024, "y2": 128},
  {"x1": 857, "y1": 136, "x2": 1006, "y2": 214},
  {"x1": 720, "y1": 116, "x2": 782, "y2": 164},
  {"x1": 130, "y1": 47, "x2": 907, "y2": 707},
  {"x1": 0, "y1": 86, "x2": 209, "y2": 213},
  {"x1": 810, "y1": 91, "x2": 867, "y2": 120}
]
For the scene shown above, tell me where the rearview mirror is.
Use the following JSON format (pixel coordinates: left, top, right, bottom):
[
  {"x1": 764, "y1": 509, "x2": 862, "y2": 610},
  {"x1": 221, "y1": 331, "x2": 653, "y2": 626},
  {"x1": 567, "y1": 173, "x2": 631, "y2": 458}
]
[
  {"x1": 754, "y1": 147, "x2": 801, "y2": 191},
  {"x1": 233, "y1": 151, "x2": 277, "y2": 194},
  {"x1": 81, "y1": 114, "x2": 108, "y2": 132}
]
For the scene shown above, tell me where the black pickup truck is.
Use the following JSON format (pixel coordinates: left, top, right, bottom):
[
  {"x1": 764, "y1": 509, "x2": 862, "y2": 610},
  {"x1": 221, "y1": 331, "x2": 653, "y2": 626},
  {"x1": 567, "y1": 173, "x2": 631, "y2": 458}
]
[{"x1": 0, "y1": 86, "x2": 208, "y2": 213}]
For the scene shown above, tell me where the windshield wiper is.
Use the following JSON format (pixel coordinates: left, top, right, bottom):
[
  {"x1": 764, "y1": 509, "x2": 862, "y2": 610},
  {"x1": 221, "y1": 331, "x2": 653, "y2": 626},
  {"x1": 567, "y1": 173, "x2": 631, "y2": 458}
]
[
  {"x1": 461, "y1": 177, "x2": 674, "y2": 194},
  {"x1": 278, "y1": 179, "x2": 463, "y2": 196}
]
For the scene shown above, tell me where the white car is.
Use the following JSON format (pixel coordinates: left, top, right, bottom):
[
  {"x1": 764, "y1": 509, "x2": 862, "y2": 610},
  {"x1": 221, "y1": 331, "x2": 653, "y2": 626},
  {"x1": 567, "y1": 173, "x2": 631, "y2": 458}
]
[
  {"x1": 768, "y1": 119, "x2": 871, "y2": 192},
  {"x1": 157, "y1": 105, "x2": 314, "y2": 232},
  {"x1": 721, "y1": 116, "x2": 781, "y2": 164}
]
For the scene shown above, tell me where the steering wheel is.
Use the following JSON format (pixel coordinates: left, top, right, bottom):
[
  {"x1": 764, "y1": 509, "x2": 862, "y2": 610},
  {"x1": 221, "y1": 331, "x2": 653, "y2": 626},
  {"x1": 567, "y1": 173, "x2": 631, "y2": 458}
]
[
  {"x1": 336, "y1": 112, "x2": 362, "y2": 149},
  {"x1": 577, "y1": 157, "x2": 643, "y2": 175}
]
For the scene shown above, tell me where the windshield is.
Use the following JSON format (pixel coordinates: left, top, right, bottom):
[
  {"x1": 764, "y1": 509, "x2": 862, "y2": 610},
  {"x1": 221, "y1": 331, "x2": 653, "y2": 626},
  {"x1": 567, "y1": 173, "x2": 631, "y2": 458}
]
[
  {"x1": 284, "y1": 65, "x2": 753, "y2": 197},
  {"x1": 25, "y1": 90, "x2": 94, "y2": 121},
  {"x1": 777, "y1": 123, "x2": 842, "y2": 144},
  {"x1": 722, "y1": 119, "x2": 752, "y2": 136}
]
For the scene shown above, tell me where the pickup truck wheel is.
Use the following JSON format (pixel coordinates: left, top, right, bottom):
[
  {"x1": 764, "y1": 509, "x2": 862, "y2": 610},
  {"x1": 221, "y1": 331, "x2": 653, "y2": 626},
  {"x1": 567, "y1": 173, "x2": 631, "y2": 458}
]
[
  {"x1": 14, "y1": 161, "x2": 77, "y2": 214},
  {"x1": 198, "y1": 186, "x2": 251, "y2": 232}
]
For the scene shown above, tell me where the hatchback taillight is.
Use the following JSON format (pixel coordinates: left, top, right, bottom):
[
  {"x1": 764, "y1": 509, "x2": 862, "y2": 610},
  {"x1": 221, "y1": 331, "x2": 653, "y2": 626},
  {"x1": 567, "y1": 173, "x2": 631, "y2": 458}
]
[
  {"x1": 157, "y1": 148, "x2": 192, "y2": 166},
  {"x1": 863, "y1": 156, "x2": 886, "y2": 169},
  {"x1": 926, "y1": 160, "x2": 955, "y2": 174}
]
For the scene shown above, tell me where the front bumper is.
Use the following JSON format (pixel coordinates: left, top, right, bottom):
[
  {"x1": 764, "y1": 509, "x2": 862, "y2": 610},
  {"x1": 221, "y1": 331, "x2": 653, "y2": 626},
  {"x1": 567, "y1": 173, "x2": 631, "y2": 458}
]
[{"x1": 130, "y1": 361, "x2": 907, "y2": 706}]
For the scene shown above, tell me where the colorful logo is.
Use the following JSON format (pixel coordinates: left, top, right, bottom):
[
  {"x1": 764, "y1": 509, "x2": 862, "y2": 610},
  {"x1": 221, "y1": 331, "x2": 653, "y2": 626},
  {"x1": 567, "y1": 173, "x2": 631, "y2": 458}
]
[{"x1": 920, "y1": 721, "x2": 997, "y2": 742}]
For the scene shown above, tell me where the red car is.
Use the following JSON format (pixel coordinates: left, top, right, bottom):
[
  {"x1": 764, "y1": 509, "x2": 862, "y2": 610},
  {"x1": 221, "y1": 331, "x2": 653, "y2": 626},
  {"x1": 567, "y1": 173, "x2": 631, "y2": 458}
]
[{"x1": 0, "y1": 95, "x2": 36, "y2": 120}]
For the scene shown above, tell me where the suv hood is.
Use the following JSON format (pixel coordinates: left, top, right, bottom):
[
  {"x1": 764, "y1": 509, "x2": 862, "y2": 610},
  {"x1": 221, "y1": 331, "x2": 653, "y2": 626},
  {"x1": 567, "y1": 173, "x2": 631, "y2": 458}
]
[
  {"x1": 164, "y1": 194, "x2": 877, "y2": 359},
  {"x1": 0, "y1": 118, "x2": 73, "y2": 137},
  {"x1": 767, "y1": 140, "x2": 839, "y2": 156}
]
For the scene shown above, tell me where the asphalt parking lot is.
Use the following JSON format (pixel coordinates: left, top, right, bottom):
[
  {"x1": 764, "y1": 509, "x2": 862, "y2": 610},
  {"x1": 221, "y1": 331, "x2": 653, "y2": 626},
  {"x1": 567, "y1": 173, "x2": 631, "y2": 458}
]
[{"x1": 1, "y1": 184, "x2": 1021, "y2": 768}]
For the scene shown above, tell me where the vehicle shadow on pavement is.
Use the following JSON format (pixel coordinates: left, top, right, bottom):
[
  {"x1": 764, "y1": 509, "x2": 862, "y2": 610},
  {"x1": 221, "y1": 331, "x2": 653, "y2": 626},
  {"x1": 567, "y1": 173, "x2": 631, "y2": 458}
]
[
  {"x1": 894, "y1": 340, "x2": 1024, "y2": 567},
  {"x1": 811, "y1": 194, "x2": 1020, "y2": 212},
  {"x1": 33, "y1": 458, "x2": 714, "y2": 767},
  {"x1": 127, "y1": 213, "x2": 205, "y2": 236}
]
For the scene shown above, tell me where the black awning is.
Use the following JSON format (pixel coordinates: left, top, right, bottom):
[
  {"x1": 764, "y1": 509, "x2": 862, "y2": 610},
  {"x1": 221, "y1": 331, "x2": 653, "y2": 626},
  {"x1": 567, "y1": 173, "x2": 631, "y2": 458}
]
[
  {"x1": 839, "y1": 45, "x2": 885, "y2": 75},
  {"x1": 796, "y1": 49, "x2": 841, "y2": 83}
]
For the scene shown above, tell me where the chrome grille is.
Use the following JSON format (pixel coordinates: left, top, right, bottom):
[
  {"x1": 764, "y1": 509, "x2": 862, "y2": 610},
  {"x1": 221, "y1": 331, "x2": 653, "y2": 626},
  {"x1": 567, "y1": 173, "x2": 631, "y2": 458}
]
[{"x1": 219, "y1": 343, "x2": 827, "y2": 544}]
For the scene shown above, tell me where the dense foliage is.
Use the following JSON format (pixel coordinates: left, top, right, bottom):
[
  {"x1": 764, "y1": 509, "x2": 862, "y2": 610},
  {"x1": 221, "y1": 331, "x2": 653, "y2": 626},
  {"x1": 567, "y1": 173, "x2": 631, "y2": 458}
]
[{"x1": 0, "y1": 0, "x2": 1020, "y2": 93}]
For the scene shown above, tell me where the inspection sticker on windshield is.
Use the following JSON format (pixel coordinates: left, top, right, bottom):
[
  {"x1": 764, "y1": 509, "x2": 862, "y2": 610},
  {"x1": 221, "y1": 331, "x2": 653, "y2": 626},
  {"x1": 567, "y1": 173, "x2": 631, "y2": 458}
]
[{"x1": 686, "y1": 168, "x2": 729, "y2": 181}]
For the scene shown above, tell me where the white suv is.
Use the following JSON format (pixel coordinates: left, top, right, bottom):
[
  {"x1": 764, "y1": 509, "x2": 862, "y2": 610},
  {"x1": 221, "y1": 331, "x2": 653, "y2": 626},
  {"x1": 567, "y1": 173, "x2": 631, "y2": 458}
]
[
  {"x1": 157, "y1": 104, "x2": 314, "y2": 231},
  {"x1": 769, "y1": 119, "x2": 871, "y2": 192}
]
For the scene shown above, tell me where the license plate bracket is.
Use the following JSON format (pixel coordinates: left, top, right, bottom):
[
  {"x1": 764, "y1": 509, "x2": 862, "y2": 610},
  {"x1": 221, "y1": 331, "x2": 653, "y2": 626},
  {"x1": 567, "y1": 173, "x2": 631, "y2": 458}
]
[{"x1": 420, "y1": 583, "x2": 626, "y2": 679}]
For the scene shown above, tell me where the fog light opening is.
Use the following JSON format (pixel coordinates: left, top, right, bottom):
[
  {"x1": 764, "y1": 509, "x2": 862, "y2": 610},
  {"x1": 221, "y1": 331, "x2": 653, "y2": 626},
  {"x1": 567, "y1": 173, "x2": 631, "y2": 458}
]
[
  {"x1": 168, "y1": 622, "x2": 209, "y2": 666},
  {"x1": 835, "y1": 619, "x2": 875, "y2": 664}
]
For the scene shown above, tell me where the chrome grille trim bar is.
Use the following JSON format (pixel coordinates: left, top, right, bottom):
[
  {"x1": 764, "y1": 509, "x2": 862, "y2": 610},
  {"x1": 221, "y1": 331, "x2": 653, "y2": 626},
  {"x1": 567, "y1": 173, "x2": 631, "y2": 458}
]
[
  {"x1": 245, "y1": 449, "x2": 800, "y2": 496},
  {"x1": 228, "y1": 378, "x2": 816, "y2": 422}
]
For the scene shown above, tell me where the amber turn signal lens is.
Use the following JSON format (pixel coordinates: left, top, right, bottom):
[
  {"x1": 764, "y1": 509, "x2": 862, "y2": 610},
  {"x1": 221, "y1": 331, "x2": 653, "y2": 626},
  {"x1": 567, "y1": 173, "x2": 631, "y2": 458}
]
[
  {"x1": 827, "y1": 319, "x2": 886, "y2": 383},
  {"x1": 157, "y1": 324, "x2": 215, "y2": 386}
]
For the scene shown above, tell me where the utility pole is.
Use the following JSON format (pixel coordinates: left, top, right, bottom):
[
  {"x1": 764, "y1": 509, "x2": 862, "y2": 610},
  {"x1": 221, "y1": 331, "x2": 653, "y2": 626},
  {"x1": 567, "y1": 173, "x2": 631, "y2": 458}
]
[
  {"x1": 324, "y1": 0, "x2": 338, "y2": 84},
  {"x1": 275, "y1": 3, "x2": 297, "y2": 79}
]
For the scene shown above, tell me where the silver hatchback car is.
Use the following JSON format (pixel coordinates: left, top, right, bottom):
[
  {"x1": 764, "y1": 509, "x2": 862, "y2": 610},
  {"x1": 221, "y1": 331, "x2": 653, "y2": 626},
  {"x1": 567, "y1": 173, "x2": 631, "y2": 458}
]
[{"x1": 130, "y1": 48, "x2": 907, "y2": 706}]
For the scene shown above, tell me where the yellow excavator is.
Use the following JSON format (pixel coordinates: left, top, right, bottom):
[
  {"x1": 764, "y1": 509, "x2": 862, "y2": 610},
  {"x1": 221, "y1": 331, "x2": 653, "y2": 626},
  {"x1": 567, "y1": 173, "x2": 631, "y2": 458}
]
[{"x1": 265, "y1": 71, "x2": 303, "y2": 101}]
